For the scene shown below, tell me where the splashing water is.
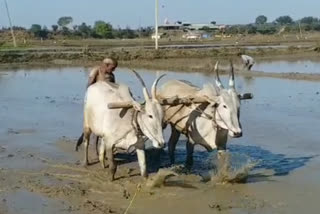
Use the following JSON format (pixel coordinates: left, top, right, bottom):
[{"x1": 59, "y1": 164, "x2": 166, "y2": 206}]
[{"x1": 208, "y1": 151, "x2": 258, "y2": 184}]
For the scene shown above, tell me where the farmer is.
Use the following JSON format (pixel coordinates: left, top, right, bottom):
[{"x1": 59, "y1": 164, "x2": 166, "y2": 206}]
[
  {"x1": 87, "y1": 57, "x2": 118, "y2": 88},
  {"x1": 76, "y1": 57, "x2": 118, "y2": 154},
  {"x1": 239, "y1": 54, "x2": 255, "y2": 71}
]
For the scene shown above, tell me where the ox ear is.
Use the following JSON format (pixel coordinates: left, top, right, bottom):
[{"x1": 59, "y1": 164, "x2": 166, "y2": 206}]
[
  {"x1": 132, "y1": 101, "x2": 143, "y2": 112},
  {"x1": 204, "y1": 95, "x2": 219, "y2": 106}
]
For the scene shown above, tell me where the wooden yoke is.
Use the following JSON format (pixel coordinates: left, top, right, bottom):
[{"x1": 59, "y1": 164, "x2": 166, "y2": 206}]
[{"x1": 107, "y1": 93, "x2": 253, "y2": 109}]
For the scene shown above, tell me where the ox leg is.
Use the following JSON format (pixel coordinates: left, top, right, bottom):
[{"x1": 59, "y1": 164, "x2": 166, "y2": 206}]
[
  {"x1": 82, "y1": 129, "x2": 91, "y2": 166},
  {"x1": 75, "y1": 133, "x2": 84, "y2": 151},
  {"x1": 99, "y1": 139, "x2": 106, "y2": 169},
  {"x1": 168, "y1": 125, "x2": 180, "y2": 165},
  {"x1": 95, "y1": 136, "x2": 100, "y2": 158},
  {"x1": 217, "y1": 150, "x2": 231, "y2": 173},
  {"x1": 136, "y1": 143, "x2": 147, "y2": 178},
  {"x1": 106, "y1": 142, "x2": 117, "y2": 181},
  {"x1": 185, "y1": 141, "x2": 194, "y2": 170},
  {"x1": 218, "y1": 150, "x2": 227, "y2": 160}
]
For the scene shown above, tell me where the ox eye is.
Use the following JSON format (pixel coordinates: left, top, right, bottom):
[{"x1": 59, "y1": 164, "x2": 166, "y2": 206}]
[
  {"x1": 223, "y1": 105, "x2": 227, "y2": 109},
  {"x1": 149, "y1": 115, "x2": 153, "y2": 119}
]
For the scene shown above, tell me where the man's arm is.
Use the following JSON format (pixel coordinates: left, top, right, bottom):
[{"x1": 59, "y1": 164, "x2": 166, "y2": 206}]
[{"x1": 87, "y1": 67, "x2": 99, "y2": 88}]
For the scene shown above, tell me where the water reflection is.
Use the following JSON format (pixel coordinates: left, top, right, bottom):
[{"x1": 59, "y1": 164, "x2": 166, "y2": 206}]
[{"x1": 255, "y1": 58, "x2": 320, "y2": 74}]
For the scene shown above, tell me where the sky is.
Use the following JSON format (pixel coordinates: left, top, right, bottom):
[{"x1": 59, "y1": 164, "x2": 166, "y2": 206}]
[{"x1": 1, "y1": 0, "x2": 320, "y2": 29}]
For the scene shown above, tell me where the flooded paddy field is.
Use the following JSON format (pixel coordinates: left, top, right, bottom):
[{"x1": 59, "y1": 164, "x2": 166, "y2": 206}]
[
  {"x1": 0, "y1": 61, "x2": 320, "y2": 214},
  {"x1": 255, "y1": 56, "x2": 320, "y2": 74}
]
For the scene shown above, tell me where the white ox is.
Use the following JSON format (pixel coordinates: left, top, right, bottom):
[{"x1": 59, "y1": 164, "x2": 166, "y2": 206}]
[
  {"x1": 82, "y1": 71, "x2": 165, "y2": 181},
  {"x1": 158, "y1": 62, "x2": 242, "y2": 168}
]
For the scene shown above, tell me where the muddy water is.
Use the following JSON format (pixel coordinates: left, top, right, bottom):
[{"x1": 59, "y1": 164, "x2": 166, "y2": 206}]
[
  {"x1": 0, "y1": 65, "x2": 320, "y2": 214},
  {"x1": 255, "y1": 57, "x2": 320, "y2": 74}
]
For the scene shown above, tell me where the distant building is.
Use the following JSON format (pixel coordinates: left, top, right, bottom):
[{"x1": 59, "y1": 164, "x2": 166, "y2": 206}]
[
  {"x1": 155, "y1": 21, "x2": 226, "y2": 39},
  {"x1": 151, "y1": 32, "x2": 165, "y2": 39},
  {"x1": 158, "y1": 24, "x2": 181, "y2": 31},
  {"x1": 182, "y1": 32, "x2": 201, "y2": 40},
  {"x1": 158, "y1": 21, "x2": 223, "y2": 32}
]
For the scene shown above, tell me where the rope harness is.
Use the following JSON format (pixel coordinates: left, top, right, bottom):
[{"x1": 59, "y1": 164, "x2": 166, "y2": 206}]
[
  {"x1": 183, "y1": 101, "x2": 232, "y2": 133},
  {"x1": 131, "y1": 109, "x2": 143, "y2": 138}
]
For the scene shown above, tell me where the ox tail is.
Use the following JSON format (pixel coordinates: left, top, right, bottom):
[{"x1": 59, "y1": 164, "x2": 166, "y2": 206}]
[{"x1": 75, "y1": 133, "x2": 84, "y2": 151}]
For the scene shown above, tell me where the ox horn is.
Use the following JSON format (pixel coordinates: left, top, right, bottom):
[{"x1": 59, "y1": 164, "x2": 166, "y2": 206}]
[
  {"x1": 151, "y1": 73, "x2": 166, "y2": 100},
  {"x1": 130, "y1": 69, "x2": 150, "y2": 101},
  {"x1": 213, "y1": 61, "x2": 224, "y2": 89},
  {"x1": 229, "y1": 60, "x2": 235, "y2": 89}
]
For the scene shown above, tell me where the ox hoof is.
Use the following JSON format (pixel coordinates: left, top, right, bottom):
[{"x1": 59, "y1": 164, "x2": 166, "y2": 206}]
[
  {"x1": 82, "y1": 161, "x2": 89, "y2": 167},
  {"x1": 142, "y1": 173, "x2": 148, "y2": 180},
  {"x1": 109, "y1": 175, "x2": 115, "y2": 182},
  {"x1": 185, "y1": 164, "x2": 193, "y2": 172}
]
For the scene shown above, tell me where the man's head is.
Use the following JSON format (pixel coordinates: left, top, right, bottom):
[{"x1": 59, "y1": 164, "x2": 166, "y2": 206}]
[{"x1": 102, "y1": 57, "x2": 118, "y2": 73}]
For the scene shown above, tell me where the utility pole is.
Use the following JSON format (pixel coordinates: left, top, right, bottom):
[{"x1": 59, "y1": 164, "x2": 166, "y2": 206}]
[
  {"x1": 4, "y1": 0, "x2": 17, "y2": 47},
  {"x1": 155, "y1": 0, "x2": 159, "y2": 50},
  {"x1": 298, "y1": 21, "x2": 303, "y2": 40}
]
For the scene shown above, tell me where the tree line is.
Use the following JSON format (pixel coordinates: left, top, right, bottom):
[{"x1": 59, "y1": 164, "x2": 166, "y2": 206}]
[
  {"x1": 225, "y1": 15, "x2": 320, "y2": 35},
  {"x1": 0, "y1": 16, "x2": 152, "y2": 40},
  {"x1": 2, "y1": 15, "x2": 320, "y2": 40}
]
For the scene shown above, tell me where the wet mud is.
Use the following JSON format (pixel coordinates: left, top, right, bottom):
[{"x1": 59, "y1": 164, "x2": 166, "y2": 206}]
[{"x1": 0, "y1": 137, "x2": 277, "y2": 214}]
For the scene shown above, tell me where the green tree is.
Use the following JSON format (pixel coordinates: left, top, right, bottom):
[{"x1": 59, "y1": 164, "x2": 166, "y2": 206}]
[
  {"x1": 300, "y1": 16, "x2": 319, "y2": 24},
  {"x1": 247, "y1": 24, "x2": 257, "y2": 34},
  {"x1": 61, "y1": 26, "x2": 71, "y2": 36},
  {"x1": 51, "y1": 25, "x2": 58, "y2": 32},
  {"x1": 57, "y1": 16, "x2": 73, "y2": 28},
  {"x1": 255, "y1": 15, "x2": 268, "y2": 25},
  {"x1": 93, "y1": 21, "x2": 113, "y2": 39},
  {"x1": 138, "y1": 26, "x2": 153, "y2": 38},
  {"x1": 257, "y1": 24, "x2": 277, "y2": 34},
  {"x1": 275, "y1": 16, "x2": 293, "y2": 25},
  {"x1": 29, "y1": 24, "x2": 41, "y2": 34},
  {"x1": 122, "y1": 26, "x2": 137, "y2": 39},
  {"x1": 77, "y1": 22, "x2": 92, "y2": 38},
  {"x1": 313, "y1": 23, "x2": 320, "y2": 31},
  {"x1": 29, "y1": 24, "x2": 49, "y2": 38}
]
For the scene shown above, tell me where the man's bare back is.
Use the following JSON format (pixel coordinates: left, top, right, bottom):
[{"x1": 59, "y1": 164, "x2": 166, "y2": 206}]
[{"x1": 87, "y1": 58, "x2": 118, "y2": 88}]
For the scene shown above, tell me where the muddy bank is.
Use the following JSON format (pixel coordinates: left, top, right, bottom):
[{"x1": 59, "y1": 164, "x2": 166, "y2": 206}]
[
  {"x1": 1, "y1": 46, "x2": 320, "y2": 82},
  {"x1": 0, "y1": 44, "x2": 318, "y2": 65},
  {"x1": 120, "y1": 56, "x2": 320, "y2": 82}
]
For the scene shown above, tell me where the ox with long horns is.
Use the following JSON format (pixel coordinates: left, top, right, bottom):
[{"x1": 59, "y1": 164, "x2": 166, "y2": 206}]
[
  {"x1": 157, "y1": 61, "x2": 243, "y2": 168},
  {"x1": 81, "y1": 70, "x2": 165, "y2": 180}
]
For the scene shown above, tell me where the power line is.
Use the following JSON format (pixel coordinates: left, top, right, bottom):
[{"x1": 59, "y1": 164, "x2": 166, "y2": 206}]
[
  {"x1": 4, "y1": 0, "x2": 17, "y2": 47},
  {"x1": 155, "y1": 0, "x2": 159, "y2": 50}
]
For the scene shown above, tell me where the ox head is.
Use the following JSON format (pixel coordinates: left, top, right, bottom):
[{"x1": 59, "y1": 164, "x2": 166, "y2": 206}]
[
  {"x1": 131, "y1": 70, "x2": 165, "y2": 149},
  {"x1": 211, "y1": 61, "x2": 242, "y2": 138}
]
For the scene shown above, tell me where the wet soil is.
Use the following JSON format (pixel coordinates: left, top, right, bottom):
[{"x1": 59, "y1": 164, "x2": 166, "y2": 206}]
[
  {"x1": 3, "y1": 52, "x2": 320, "y2": 82},
  {"x1": 0, "y1": 43, "x2": 318, "y2": 65}
]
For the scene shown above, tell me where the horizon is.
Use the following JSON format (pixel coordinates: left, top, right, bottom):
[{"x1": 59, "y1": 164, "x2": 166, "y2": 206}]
[{"x1": 1, "y1": 0, "x2": 320, "y2": 29}]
